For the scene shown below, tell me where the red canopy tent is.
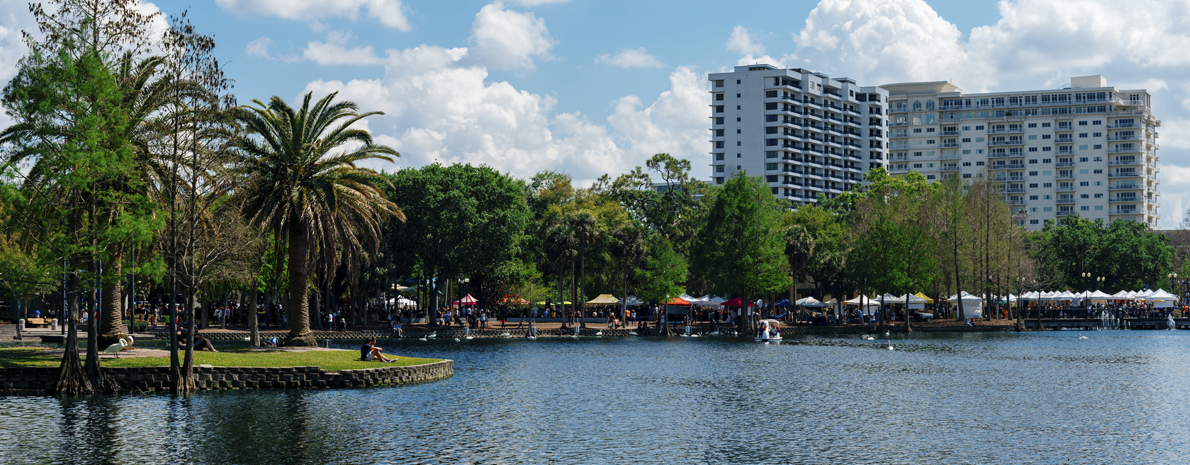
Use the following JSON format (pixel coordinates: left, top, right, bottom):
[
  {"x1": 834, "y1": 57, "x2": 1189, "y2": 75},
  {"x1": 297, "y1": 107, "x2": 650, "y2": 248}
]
[
  {"x1": 452, "y1": 294, "x2": 478, "y2": 307},
  {"x1": 498, "y1": 295, "x2": 529, "y2": 305},
  {"x1": 720, "y1": 297, "x2": 752, "y2": 307},
  {"x1": 665, "y1": 296, "x2": 692, "y2": 306}
]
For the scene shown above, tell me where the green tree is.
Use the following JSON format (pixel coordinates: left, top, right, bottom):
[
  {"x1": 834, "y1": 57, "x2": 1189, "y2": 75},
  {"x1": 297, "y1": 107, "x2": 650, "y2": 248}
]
[
  {"x1": 636, "y1": 233, "x2": 686, "y2": 332},
  {"x1": 235, "y1": 91, "x2": 402, "y2": 346},
  {"x1": 690, "y1": 172, "x2": 789, "y2": 331},
  {"x1": 384, "y1": 163, "x2": 530, "y2": 324}
]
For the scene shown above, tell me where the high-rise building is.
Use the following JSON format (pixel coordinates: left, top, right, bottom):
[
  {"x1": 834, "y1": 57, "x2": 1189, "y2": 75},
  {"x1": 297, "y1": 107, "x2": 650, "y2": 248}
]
[
  {"x1": 707, "y1": 65, "x2": 890, "y2": 206},
  {"x1": 881, "y1": 76, "x2": 1160, "y2": 229}
]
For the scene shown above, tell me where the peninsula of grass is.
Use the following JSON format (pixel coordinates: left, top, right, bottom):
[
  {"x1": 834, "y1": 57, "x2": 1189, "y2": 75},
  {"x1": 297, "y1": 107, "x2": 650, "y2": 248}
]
[{"x1": 0, "y1": 347, "x2": 441, "y2": 372}]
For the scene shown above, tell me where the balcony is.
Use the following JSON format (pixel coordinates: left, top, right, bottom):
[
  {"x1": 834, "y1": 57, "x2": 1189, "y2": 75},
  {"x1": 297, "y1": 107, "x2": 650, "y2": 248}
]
[
  {"x1": 989, "y1": 151, "x2": 1025, "y2": 158},
  {"x1": 1055, "y1": 124, "x2": 1074, "y2": 132},
  {"x1": 1109, "y1": 183, "x2": 1141, "y2": 190},
  {"x1": 1056, "y1": 172, "x2": 1075, "y2": 179},
  {"x1": 1110, "y1": 209, "x2": 1140, "y2": 215},
  {"x1": 1108, "y1": 158, "x2": 1141, "y2": 166},
  {"x1": 1055, "y1": 136, "x2": 1075, "y2": 143},
  {"x1": 1106, "y1": 121, "x2": 1141, "y2": 129},
  {"x1": 942, "y1": 141, "x2": 961, "y2": 148},
  {"x1": 942, "y1": 130, "x2": 960, "y2": 136},
  {"x1": 991, "y1": 175, "x2": 1026, "y2": 182},
  {"x1": 1056, "y1": 185, "x2": 1076, "y2": 192},
  {"x1": 999, "y1": 187, "x2": 1026, "y2": 194},
  {"x1": 988, "y1": 127, "x2": 1024, "y2": 134},
  {"x1": 1056, "y1": 210, "x2": 1075, "y2": 217},
  {"x1": 1006, "y1": 198, "x2": 1026, "y2": 205},
  {"x1": 940, "y1": 153, "x2": 961, "y2": 160},
  {"x1": 988, "y1": 139, "x2": 1025, "y2": 146},
  {"x1": 1108, "y1": 195, "x2": 1140, "y2": 202},
  {"x1": 1108, "y1": 145, "x2": 1142, "y2": 154},
  {"x1": 1056, "y1": 197, "x2": 1076, "y2": 204},
  {"x1": 1108, "y1": 172, "x2": 1141, "y2": 178},
  {"x1": 941, "y1": 165, "x2": 961, "y2": 172},
  {"x1": 1057, "y1": 148, "x2": 1075, "y2": 155},
  {"x1": 1055, "y1": 161, "x2": 1075, "y2": 168},
  {"x1": 1107, "y1": 133, "x2": 1142, "y2": 141},
  {"x1": 989, "y1": 164, "x2": 1026, "y2": 170}
]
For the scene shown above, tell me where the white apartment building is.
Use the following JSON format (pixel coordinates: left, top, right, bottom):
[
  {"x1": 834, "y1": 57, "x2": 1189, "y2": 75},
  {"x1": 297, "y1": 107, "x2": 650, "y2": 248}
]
[
  {"x1": 707, "y1": 65, "x2": 890, "y2": 205},
  {"x1": 882, "y1": 76, "x2": 1160, "y2": 229}
]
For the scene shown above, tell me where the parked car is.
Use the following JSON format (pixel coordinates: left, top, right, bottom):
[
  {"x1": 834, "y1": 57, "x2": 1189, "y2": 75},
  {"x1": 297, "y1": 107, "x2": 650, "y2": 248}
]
[{"x1": 912, "y1": 310, "x2": 933, "y2": 322}]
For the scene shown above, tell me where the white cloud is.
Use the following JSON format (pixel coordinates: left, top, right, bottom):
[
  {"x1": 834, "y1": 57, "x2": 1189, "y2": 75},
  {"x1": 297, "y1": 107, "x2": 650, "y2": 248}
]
[
  {"x1": 726, "y1": 25, "x2": 764, "y2": 56},
  {"x1": 594, "y1": 47, "x2": 664, "y2": 68},
  {"x1": 303, "y1": 31, "x2": 384, "y2": 65},
  {"x1": 464, "y1": 1, "x2": 555, "y2": 71},
  {"x1": 215, "y1": 0, "x2": 411, "y2": 31},
  {"x1": 508, "y1": 0, "x2": 569, "y2": 5},
  {"x1": 246, "y1": 37, "x2": 273, "y2": 59}
]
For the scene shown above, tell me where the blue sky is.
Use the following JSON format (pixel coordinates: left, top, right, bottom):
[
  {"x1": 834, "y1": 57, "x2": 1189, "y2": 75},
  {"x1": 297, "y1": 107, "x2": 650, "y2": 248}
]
[{"x1": 1, "y1": 0, "x2": 1188, "y2": 227}]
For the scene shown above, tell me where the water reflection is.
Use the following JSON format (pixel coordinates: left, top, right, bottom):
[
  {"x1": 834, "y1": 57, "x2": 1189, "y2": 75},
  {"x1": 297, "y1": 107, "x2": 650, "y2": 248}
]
[{"x1": 2, "y1": 332, "x2": 1190, "y2": 463}]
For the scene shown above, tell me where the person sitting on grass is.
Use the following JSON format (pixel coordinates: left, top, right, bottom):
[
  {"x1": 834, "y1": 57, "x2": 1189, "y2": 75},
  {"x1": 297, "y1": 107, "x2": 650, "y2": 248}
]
[
  {"x1": 194, "y1": 334, "x2": 218, "y2": 352},
  {"x1": 360, "y1": 337, "x2": 396, "y2": 362}
]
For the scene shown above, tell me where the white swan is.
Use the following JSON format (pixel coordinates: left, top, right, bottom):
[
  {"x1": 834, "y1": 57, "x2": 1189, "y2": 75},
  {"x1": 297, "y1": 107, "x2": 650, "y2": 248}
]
[
  {"x1": 418, "y1": 337, "x2": 427, "y2": 341},
  {"x1": 104, "y1": 338, "x2": 127, "y2": 358},
  {"x1": 454, "y1": 338, "x2": 461, "y2": 342},
  {"x1": 1079, "y1": 333, "x2": 1088, "y2": 340},
  {"x1": 427, "y1": 332, "x2": 437, "y2": 339},
  {"x1": 888, "y1": 345, "x2": 894, "y2": 351},
  {"x1": 595, "y1": 331, "x2": 603, "y2": 337},
  {"x1": 465, "y1": 336, "x2": 474, "y2": 340},
  {"x1": 500, "y1": 332, "x2": 511, "y2": 337},
  {"x1": 628, "y1": 331, "x2": 637, "y2": 336}
]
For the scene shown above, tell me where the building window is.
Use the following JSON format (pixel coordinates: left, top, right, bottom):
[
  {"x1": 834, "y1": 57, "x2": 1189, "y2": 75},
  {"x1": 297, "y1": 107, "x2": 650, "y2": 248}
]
[
  {"x1": 963, "y1": 162, "x2": 972, "y2": 166},
  {"x1": 962, "y1": 138, "x2": 971, "y2": 143},
  {"x1": 1042, "y1": 147, "x2": 1052, "y2": 151},
  {"x1": 1093, "y1": 132, "x2": 1102, "y2": 137},
  {"x1": 1081, "y1": 194, "x2": 1090, "y2": 199},
  {"x1": 1029, "y1": 135, "x2": 1038, "y2": 140},
  {"x1": 1094, "y1": 193, "x2": 1103, "y2": 198},
  {"x1": 1093, "y1": 120, "x2": 1102, "y2": 125},
  {"x1": 976, "y1": 161, "x2": 985, "y2": 166},
  {"x1": 1080, "y1": 181, "x2": 1089, "y2": 186},
  {"x1": 1028, "y1": 171, "x2": 1038, "y2": 176},
  {"x1": 1094, "y1": 205, "x2": 1104, "y2": 210},
  {"x1": 1093, "y1": 144, "x2": 1102, "y2": 150},
  {"x1": 962, "y1": 126, "x2": 970, "y2": 131},
  {"x1": 1042, "y1": 134, "x2": 1051, "y2": 139},
  {"x1": 1029, "y1": 183, "x2": 1039, "y2": 188},
  {"x1": 1081, "y1": 206, "x2": 1090, "y2": 211},
  {"x1": 1043, "y1": 171, "x2": 1052, "y2": 175},
  {"x1": 975, "y1": 125, "x2": 984, "y2": 130},
  {"x1": 1043, "y1": 182, "x2": 1052, "y2": 188},
  {"x1": 913, "y1": 163, "x2": 923, "y2": 168},
  {"x1": 1030, "y1": 219, "x2": 1040, "y2": 224},
  {"x1": 1028, "y1": 123, "x2": 1037, "y2": 128},
  {"x1": 1044, "y1": 206, "x2": 1053, "y2": 211},
  {"x1": 1042, "y1": 122, "x2": 1051, "y2": 127},
  {"x1": 1029, "y1": 195, "x2": 1039, "y2": 200},
  {"x1": 1079, "y1": 157, "x2": 1088, "y2": 162},
  {"x1": 715, "y1": 165, "x2": 725, "y2": 172},
  {"x1": 1029, "y1": 147, "x2": 1038, "y2": 152},
  {"x1": 962, "y1": 173, "x2": 972, "y2": 178},
  {"x1": 1079, "y1": 121, "x2": 1088, "y2": 126},
  {"x1": 1043, "y1": 159, "x2": 1052, "y2": 163},
  {"x1": 716, "y1": 94, "x2": 724, "y2": 101},
  {"x1": 715, "y1": 106, "x2": 724, "y2": 113},
  {"x1": 1029, "y1": 159, "x2": 1038, "y2": 164},
  {"x1": 1080, "y1": 169, "x2": 1088, "y2": 174}
]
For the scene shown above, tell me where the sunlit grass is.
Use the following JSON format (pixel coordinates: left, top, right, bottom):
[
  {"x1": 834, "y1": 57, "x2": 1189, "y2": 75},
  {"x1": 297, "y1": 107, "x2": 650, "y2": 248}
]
[{"x1": 0, "y1": 347, "x2": 441, "y2": 372}]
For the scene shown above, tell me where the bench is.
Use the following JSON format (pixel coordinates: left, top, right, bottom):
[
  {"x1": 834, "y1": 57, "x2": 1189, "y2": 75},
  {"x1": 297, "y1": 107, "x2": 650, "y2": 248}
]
[{"x1": 25, "y1": 318, "x2": 48, "y2": 327}]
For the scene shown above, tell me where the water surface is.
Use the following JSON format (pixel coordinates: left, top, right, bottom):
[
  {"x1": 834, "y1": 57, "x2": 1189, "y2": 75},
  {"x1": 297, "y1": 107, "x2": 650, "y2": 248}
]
[{"x1": 1, "y1": 331, "x2": 1187, "y2": 464}]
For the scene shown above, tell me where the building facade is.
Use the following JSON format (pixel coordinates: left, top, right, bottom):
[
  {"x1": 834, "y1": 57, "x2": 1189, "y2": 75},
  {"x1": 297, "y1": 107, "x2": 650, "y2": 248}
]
[
  {"x1": 707, "y1": 65, "x2": 889, "y2": 206},
  {"x1": 881, "y1": 76, "x2": 1160, "y2": 229}
]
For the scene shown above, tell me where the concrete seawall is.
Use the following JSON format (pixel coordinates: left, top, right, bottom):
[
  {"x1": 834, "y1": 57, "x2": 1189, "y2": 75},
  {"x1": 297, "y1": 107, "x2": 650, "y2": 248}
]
[{"x1": 0, "y1": 360, "x2": 453, "y2": 394}]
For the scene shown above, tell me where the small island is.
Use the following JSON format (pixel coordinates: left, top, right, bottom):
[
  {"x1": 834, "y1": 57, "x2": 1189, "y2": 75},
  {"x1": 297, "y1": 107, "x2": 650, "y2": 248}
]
[{"x1": 0, "y1": 346, "x2": 452, "y2": 393}]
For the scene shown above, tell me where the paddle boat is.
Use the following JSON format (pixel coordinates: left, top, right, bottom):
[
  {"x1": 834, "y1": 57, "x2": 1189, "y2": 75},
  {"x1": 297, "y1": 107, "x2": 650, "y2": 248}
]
[{"x1": 755, "y1": 319, "x2": 782, "y2": 343}]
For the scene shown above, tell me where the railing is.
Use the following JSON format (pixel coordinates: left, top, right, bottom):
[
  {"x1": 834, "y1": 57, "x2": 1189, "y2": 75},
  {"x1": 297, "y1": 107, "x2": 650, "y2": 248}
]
[
  {"x1": 1108, "y1": 196, "x2": 1140, "y2": 202},
  {"x1": 1108, "y1": 146, "x2": 1141, "y2": 153},
  {"x1": 999, "y1": 187, "x2": 1026, "y2": 194},
  {"x1": 941, "y1": 166, "x2": 961, "y2": 172},
  {"x1": 1057, "y1": 149, "x2": 1075, "y2": 155},
  {"x1": 1106, "y1": 121, "x2": 1141, "y2": 129},
  {"x1": 1056, "y1": 172, "x2": 1075, "y2": 179},
  {"x1": 1055, "y1": 137, "x2": 1074, "y2": 143},
  {"x1": 1108, "y1": 159, "x2": 1140, "y2": 166},
  {"x1": 940, "y1": 153, "x2": 961, "y2": 160},
  {"x1": 1055, "y1": 161, "x2": 1075, "y2": 168},
  {"x1": 1056, "y1": 197, "x2": 1076, "y2": 204},
  {"x1": 1111, "y1": 209, "x2": 1139, "y2": 215},
  {"x1": 990, "y1": 164, "x2": 1026, "y2": 170},
  {"x1": 1107, "y1": 134, "x2": 1142, "y2": 141},
  {"x1": 1109, "y1": 183, "x2": 1140, "y2": 190},
  {"x1": 1108, "y1": 172, "x2": 1140, "y2": 178},
  {"x1": 942, "y1": 130, "x2": 960, "y2": 136},
  {"x1": 1006, "y1": 199, "x2": 1026, "y2": 205},
  {"x1": 988, "y1": 151, "x2": 1025, "y2": 158},
  {"x1": 1055, "y1": 125, "x2": 1074, "y2": 131},
  {"x1": 1056, "y1": 186, "x2": 1075, "y2": 192},
  {"x1": 988, "y1": 139, "x2": 1025, "y2": 146},
  {"x1": 942, "y1": 141, "x2": 960, "y2": 147},
  {"x1": 988, "y1": 127, "x2": 1024, "y2": 134}
]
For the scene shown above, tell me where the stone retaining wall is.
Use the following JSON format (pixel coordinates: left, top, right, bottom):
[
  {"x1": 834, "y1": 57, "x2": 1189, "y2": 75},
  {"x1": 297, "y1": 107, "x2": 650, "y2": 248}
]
[
  {"x1": 0, "y1": 360, "x2": 453, "y2": 394},
  {"x1": 0, "y1": 324, "x2": 15, "y2": 340}
]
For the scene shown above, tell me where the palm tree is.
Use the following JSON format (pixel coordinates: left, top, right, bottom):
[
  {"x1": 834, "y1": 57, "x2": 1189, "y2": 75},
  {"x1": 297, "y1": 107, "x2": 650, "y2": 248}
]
[
  {"x1": 235, "y1": 91, "x2": 403, "y2": 346},
  {"x1": 545, "y1": 223, "x2": 576, "y2": 327}
]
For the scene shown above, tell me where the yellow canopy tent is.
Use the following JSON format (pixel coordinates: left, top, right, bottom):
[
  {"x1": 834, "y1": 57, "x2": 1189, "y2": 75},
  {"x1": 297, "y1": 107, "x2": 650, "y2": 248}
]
[
  {"x1": 534, "y1": 301, "x2": 571, "y2": 306},
  {"x1": 914, "y1": 292, "x2": 935, "y2": 304},
  {"x1": 586, "y1": 294, "x2": 619, "y2": 305}
]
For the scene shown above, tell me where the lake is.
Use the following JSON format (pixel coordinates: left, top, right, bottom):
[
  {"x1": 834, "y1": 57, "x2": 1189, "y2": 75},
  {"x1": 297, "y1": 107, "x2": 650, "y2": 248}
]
[{"x1": 1, "y1": 330, "x2": 1188, "y2": 464}]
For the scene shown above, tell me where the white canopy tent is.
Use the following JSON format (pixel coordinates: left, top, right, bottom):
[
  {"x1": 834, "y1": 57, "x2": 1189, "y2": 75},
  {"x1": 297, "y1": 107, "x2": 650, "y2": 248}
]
[
  {"x1": 621, "y1": 295, "x2": 645, "y2": 306},
  {"x1": 693, "y1": 295, "x2": 726, "y2": 308},
  {"x1": 1147, "y1": 289, "x2": 1178, "y2": 308},
  {"x1": 844, "y1": 295, "x2": 880, "y2": 307},
  {"x1": 795, "y1": 296, "x2": 828, "y2": 308},
  {"x1": 947, "y1": 291, "x2": 984, "y2": 318}
]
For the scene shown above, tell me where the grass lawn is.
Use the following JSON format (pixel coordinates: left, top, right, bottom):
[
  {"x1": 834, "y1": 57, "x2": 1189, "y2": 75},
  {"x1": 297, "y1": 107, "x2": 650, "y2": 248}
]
[{"x1": 0, "y1": 347, "x2": 441, "y2": 372}]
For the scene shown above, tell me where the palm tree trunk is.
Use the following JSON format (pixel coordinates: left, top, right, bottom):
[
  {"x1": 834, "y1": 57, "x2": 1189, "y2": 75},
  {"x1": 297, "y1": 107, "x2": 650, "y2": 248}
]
[
  {"x1": 249, "y1": 286, "x2": 260, "y2": 346},
  {"x1": 286, "y1": 223, "x2": 316, "y2": 346},
  {"x1": 579, "y1": 243, "x2": 586, "y2": 329},
  {"x1": 99, "y1": 250, "x2": 128, "y2": 348}
]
